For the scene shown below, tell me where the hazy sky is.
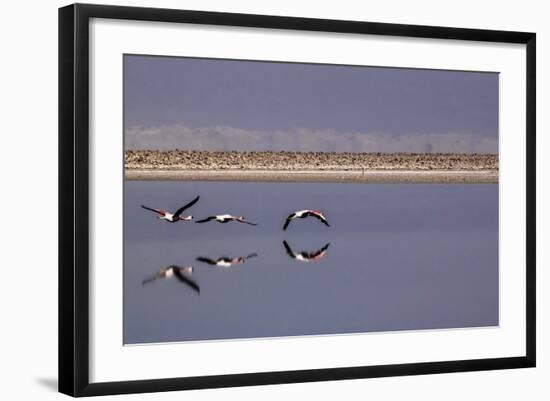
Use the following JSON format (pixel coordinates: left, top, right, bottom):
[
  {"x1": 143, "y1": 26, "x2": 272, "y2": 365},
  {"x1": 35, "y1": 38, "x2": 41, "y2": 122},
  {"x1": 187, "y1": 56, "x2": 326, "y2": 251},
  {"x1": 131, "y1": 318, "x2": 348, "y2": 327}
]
[{"x1": 124, "y1": 55, "x2": 498, "y2": 153}]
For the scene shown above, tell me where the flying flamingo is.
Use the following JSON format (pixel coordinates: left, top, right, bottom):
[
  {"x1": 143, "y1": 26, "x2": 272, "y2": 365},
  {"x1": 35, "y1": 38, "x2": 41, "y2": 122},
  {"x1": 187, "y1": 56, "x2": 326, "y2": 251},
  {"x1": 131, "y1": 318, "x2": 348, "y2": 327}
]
[
  {"x1": 195, "y1": 214, "x2": 257, "y2": 225},
  {"x1": 283, "y1": 210, "x2": 330, "y2": 230},
  {"x1": 196, "y1": 253, "x2": 257, "y2": 268},
  {"x1": 141, "y1": 195, "x2": 200, "y2": 223},
  {"x1": 283, "y1": 241, "x2": 330, "y2": 262},
  {"x1": 142, "y1": 265, "x2": 200, "y2": 294}
]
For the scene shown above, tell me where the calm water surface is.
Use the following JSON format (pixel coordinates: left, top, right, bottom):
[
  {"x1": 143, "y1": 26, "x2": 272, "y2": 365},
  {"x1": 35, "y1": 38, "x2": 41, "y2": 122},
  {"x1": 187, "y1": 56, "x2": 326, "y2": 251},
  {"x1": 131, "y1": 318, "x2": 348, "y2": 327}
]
[{"x1": 124, "y1": 181, "x2": 498, "y2": 344}]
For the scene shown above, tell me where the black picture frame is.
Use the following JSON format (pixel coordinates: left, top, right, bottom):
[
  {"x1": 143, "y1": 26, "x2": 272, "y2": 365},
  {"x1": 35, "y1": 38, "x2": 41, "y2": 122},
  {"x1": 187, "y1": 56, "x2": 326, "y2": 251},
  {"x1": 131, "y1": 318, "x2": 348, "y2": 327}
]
[{"x1": 59, "y1": 3, "x2": 536, "y2": 397}]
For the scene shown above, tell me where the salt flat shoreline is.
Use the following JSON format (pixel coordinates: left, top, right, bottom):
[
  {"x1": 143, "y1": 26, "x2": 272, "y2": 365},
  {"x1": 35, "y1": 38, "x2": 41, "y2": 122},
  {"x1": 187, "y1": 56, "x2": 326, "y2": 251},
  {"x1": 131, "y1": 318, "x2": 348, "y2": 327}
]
[
  {"x1": 126, "y1": 150, "x2": 498, "y2": 171},
  {"x1": 125, "y1": 169, "x2": 498, "y2": 183},
  {"x1": 125, "y1": 151, "x2": 498, "y2": 183}
]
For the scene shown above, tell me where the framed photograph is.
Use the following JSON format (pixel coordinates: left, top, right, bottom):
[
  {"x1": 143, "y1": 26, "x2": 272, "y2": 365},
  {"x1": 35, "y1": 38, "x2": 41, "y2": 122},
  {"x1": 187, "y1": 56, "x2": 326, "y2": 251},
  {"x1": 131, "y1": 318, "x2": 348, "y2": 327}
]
[{"x1": 59, "y1": 3, "x2": 536, "y2": 397}]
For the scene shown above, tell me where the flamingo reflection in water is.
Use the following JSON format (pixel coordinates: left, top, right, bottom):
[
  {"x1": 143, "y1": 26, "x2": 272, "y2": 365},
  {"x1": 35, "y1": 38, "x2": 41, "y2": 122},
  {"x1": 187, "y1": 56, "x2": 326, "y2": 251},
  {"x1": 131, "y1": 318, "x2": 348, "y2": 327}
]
[
  {"x1": 282, "y1": 240, "x2": 330, "y2": 263},
  {"x1": 196, "y1": 253, "x2": 258, "y2": 268},
  {"x1": 142, "y1": 265, "x2": 200, "y2": 294}
]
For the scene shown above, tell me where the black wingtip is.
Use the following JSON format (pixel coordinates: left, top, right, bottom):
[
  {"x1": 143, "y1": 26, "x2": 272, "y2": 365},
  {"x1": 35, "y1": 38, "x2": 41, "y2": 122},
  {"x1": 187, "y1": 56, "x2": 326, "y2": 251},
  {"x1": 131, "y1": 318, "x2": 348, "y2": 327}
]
[{"x1": 283, "y1": 218, "x2": 291, "y2": 230}]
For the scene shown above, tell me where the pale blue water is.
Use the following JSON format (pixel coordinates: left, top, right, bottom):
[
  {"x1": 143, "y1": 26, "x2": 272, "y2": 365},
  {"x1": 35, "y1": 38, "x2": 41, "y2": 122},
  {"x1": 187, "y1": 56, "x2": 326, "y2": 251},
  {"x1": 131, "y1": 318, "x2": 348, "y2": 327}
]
[{"x1": 123, "y1": 181, "x2": 498, "y2": 344}]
